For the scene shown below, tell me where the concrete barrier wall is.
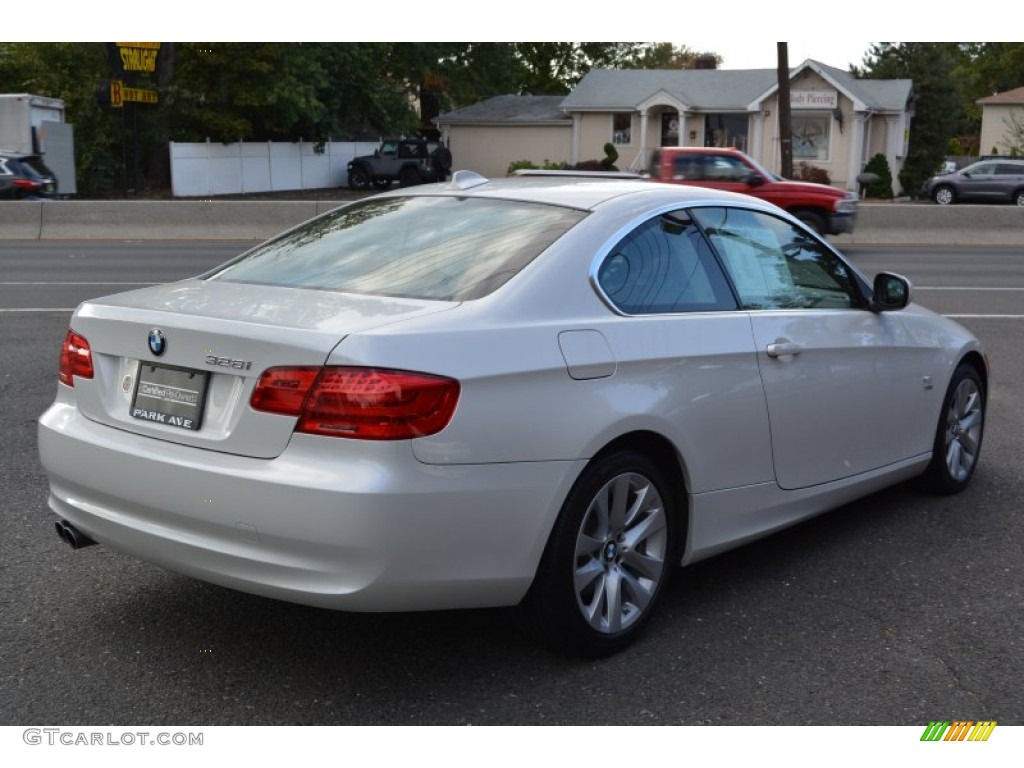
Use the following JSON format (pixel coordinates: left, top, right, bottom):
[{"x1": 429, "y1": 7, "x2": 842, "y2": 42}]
[
  {"x1": 0, "y1": 200, "x2": 348, "y2": 241},
  {"x1": 832, "y1": 204, "x2": 1024, "y2": 247},
  {"x1": 1, "y1": 200, "x2": 1023, "y2": 245}
]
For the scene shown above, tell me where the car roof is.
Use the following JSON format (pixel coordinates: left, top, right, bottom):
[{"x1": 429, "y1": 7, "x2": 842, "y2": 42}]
[
  {"x1": 376, "y1": 170, "x2": 783, "y2": 213},
  {"x1": 657, "y1": 146, "x2": 747, "y2": 155}
]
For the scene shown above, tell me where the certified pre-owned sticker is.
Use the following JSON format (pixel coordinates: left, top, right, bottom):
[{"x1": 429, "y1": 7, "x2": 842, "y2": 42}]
[{"x1": 131, "y1": 363, "x2": 208, "y2": 431}]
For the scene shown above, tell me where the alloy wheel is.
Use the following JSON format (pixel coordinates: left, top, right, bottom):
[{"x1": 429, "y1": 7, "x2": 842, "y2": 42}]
[{"x1": 573, "y1": 472, "x2": 668, "y2": 634}]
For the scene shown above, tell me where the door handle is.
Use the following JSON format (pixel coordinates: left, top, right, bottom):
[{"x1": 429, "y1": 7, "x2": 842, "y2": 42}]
[{"x1": 766, "y1": 340, "x2": 802, "y2": 358}]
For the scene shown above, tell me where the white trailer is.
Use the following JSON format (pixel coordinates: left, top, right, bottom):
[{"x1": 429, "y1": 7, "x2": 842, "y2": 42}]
[{"x1": 0, "y1": 93, "x2": 77, "y2": 195}]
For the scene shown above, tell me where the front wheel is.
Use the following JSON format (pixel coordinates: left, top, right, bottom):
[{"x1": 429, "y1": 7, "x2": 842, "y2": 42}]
[
  {"x1": 1014, "y1": 190, "x2": 1024, "y2": 206},
  {"x1": 520, "y1": 451, "x2": 677, "y2": 657},
  {"x1": 793, "y1": 210, "x2": 826, "y2": 235},
  {"x1": 347, "y1": 166, "x2": 370, "y2": 190},
  {"x1": 933, "y1": 185, "x2": 955, "y2": 205},
  {"x1": 919, "y1": 363, "x2": 985, "y2": 494}
]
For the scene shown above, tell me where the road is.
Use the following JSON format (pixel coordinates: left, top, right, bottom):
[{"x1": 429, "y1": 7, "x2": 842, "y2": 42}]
[{"x1": 1, "y1": 240, "x2": 1022, "y2": 726}]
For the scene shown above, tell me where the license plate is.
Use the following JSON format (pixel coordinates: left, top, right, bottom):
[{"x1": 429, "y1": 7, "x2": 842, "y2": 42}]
[{"x1": 131, "y1": 363, "x2": 209, "y2": 431}]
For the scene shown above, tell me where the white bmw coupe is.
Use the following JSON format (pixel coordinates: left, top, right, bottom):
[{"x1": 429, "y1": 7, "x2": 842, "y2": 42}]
[{"x1": 39, "y1": 172, "x2": 986, "y2": 655}]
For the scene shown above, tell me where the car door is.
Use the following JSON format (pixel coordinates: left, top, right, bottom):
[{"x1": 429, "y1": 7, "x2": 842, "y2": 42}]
[
  {"x1": 592, "y1": 209, "x2": 775, "y2": 493},
  {"x1": 697, "y1": 153, "x2": 759, "y2": 194},
  {"x1": 957, "y1": 162, "x2": 1001, "y2": 201},
  {"x1": 691, "y1": 206, "x2": 928, "y2": 491}
]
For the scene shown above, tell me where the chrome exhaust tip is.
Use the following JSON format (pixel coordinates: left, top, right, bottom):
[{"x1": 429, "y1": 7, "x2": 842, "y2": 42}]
[{"x1": 55, "y1": 520, "x2": 97, "y2": 549}]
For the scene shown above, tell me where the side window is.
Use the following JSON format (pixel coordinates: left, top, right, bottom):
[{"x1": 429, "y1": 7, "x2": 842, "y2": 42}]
[
  {"x1": 612, "y1": 113, "x2": 632, "y2": 145},
  {"x1": 705, "y1": 155, "x2": 748, "y2": 181},
  {"x1": 691, "y1": 207, "x2": 859, "y2": 310},
  {"x1": 671, "y1": 155, "x2": 702, "y2": 180},
  {"x1": 596, "y1": 212, "x2": 738, "y2": 314}
]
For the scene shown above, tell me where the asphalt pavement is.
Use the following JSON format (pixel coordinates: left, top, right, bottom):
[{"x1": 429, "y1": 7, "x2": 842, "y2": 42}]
[{"x1": 1, "y1": 241, "x2": 1022, "y2": 726}]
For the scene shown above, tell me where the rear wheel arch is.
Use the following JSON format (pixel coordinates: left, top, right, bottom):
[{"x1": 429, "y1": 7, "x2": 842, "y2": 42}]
[
  {"x1": 519, "y1": 432, "x2": 689, "y2": 655},
  {"x1": 583, "y1": 431, "x2": 690, "y2": 562}
]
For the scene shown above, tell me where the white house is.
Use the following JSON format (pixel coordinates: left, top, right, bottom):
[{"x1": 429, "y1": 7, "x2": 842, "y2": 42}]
[
  {"x1": 436, "y1": 59, "x2": 914, "y2": 195},
  {"x1": 977, "y1": 86, "x2": 1024, "y2": 156}
]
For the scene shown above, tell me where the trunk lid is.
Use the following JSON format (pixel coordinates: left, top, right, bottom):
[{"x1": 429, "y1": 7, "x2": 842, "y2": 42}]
[{"x1": 67, "y1": 279, "x2": 456, "y2": 458}]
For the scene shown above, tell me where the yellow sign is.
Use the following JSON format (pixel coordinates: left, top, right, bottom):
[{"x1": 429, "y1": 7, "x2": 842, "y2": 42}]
[
  {"x1": 110, "y1": 80, "x2": 159, "y2": 108},
  {"x1": 115, "y1": 42, "x2": 160, "y2": 73}
]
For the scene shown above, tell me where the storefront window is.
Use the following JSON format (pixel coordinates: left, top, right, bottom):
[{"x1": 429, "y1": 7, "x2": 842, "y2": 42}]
[
  {"x1": 792, "y1": 114, "x2": 831, "y2": 161},
  {"x1": 612, "y1": 113, "x2": 632, "y2": 145},
  {"x1": 704, "y1": 114, "x2": 748, "y2": 151}
]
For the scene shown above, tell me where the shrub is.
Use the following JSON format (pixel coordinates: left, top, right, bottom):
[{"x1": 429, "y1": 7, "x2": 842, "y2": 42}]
[
  {"x1": 861, "y1": 153, "x2": 894, "y2": 198},
  {"x1": 794, "y1": 162, "x2": 831, "y2": 185},
  {"x1": 601, "y1": 142, "x2": 619, "y2": 171},
  {"x1": 506, "y1": 159, "x2": 566, "y2": 175}
]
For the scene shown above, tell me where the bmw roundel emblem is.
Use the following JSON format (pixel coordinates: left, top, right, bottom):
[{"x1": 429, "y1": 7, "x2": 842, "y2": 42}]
[{"x1": 148, "y1": 328, "x2": 166, "y2": 356}]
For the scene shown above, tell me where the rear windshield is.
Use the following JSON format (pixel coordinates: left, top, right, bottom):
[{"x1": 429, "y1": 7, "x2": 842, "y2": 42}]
[{"x1": 208, "y1": 195, "x2": 586, "y2": 301}]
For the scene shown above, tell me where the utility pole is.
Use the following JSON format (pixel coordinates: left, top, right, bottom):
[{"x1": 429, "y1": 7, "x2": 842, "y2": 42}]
[{"x1": 777, "y1": 42, "x2": 793, "y2": 179}]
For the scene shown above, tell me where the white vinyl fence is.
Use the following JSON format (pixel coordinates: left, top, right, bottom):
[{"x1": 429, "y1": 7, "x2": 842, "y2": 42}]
[{"x1": 169, "y1": 139, "x2": 380, "y2": 197}]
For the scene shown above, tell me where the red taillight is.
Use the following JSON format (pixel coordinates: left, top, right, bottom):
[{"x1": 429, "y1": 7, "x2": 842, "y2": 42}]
[
  {"x1": 58, "y1": 330, "x2": 94, "y2": 387},
  {"x1": 12, "y1": 179, "x2": 40, "y2": 190},
  {"x1": 251, "y1": 366, "x2": 460, "y2": 440}
]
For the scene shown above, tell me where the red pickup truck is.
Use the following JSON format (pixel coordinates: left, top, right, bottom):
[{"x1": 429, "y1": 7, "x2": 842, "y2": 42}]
[{"x1": 648, "y1": 147, "x2": 857, "y2": 235}]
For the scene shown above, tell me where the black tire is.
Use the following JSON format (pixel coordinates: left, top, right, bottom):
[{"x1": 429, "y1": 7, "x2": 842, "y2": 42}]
[
  {"x1": 1014, "y1": 189, "x2": 1024, "y2": 206},
  {"x1": 933, "y1": 185, "x2": 955, "y2": 205},
  {"x1": 398, "y1": 166, "x2": 421, "y2": 187},
  {"x1": 919, "y1": 363, "x2": 985, "y2": 494},
  {"x1": 520, "y1": 450, "x2": 677, "y2": 657},
  {"x1": 347, "y1": 166, "x2": 370, "y2": 190},
  {"x1": 793, "y1": 210, "x2": 826, "y2": 234}
]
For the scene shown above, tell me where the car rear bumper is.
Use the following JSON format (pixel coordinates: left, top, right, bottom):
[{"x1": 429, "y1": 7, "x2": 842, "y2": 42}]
[{"x1": 38, "y1": 395, "x2": 582, "y2": 612}]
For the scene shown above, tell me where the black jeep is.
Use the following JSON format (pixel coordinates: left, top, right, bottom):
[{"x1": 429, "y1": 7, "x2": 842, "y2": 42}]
[{"x1": 347, "y1": 138, "x2": 452, "y2": 190}]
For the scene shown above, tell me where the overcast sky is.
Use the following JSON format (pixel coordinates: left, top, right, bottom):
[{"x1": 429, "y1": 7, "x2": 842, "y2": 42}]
[{"x1": 688, "y1": 41, "x2": 874, "y2": 72}]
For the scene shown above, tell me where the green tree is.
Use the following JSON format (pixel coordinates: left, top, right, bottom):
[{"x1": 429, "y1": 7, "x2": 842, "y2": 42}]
[
  {"x1": 0, "y1": 42, "x2": 122, "y2": 195},
  {"x1": 855, "y1": 43, "x2": 965, "y2": 196},
  {"x1": 626, "y1": 43, "x2": 722, "y2": 70},
  {"x1": 166, "y1": 43, "x2": 418, "y2": 142}
]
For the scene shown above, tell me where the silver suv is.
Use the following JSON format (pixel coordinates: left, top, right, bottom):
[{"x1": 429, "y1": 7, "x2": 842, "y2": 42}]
[{"x1": 922, "y1": 158, "x2": 1024, "y2": 205}]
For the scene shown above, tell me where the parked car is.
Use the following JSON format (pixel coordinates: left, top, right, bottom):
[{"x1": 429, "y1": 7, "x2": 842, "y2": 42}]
[
  {"x1": 0, "y1": 152, "x2": 57, "y2": 199},
  {"x1": 347, "y1": 138, "x2": 451, "y2": 190},
  {"x1": 922, "y1": 158, "x2": 1024, "y2": 205},
  {"x1": 39, "y1": 172, "x2": 986, "y2": 656},
  {"x1": 648, "y1": 146, "x2": 858, "y2": 235}
]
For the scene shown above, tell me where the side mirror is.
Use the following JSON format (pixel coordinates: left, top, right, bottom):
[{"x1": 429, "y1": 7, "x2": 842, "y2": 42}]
[
  {"x1": 746, "y1": 173, "x2": 765, "y2": 187},
  {"x1": 870, "y1": 272, "x2": 912, "y2": 312},
  {"x1": 374, "y1": 149, "x2": 381, "y2": 158}
]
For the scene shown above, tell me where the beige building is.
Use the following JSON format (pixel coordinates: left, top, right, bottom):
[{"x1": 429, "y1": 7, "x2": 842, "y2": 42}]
[
  {"x1": 436, "y1": 60, "x2": 913, "y2": 196},
  {"x1": 977, "y1": 87, "x2": 1024, "y2": 156}
]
